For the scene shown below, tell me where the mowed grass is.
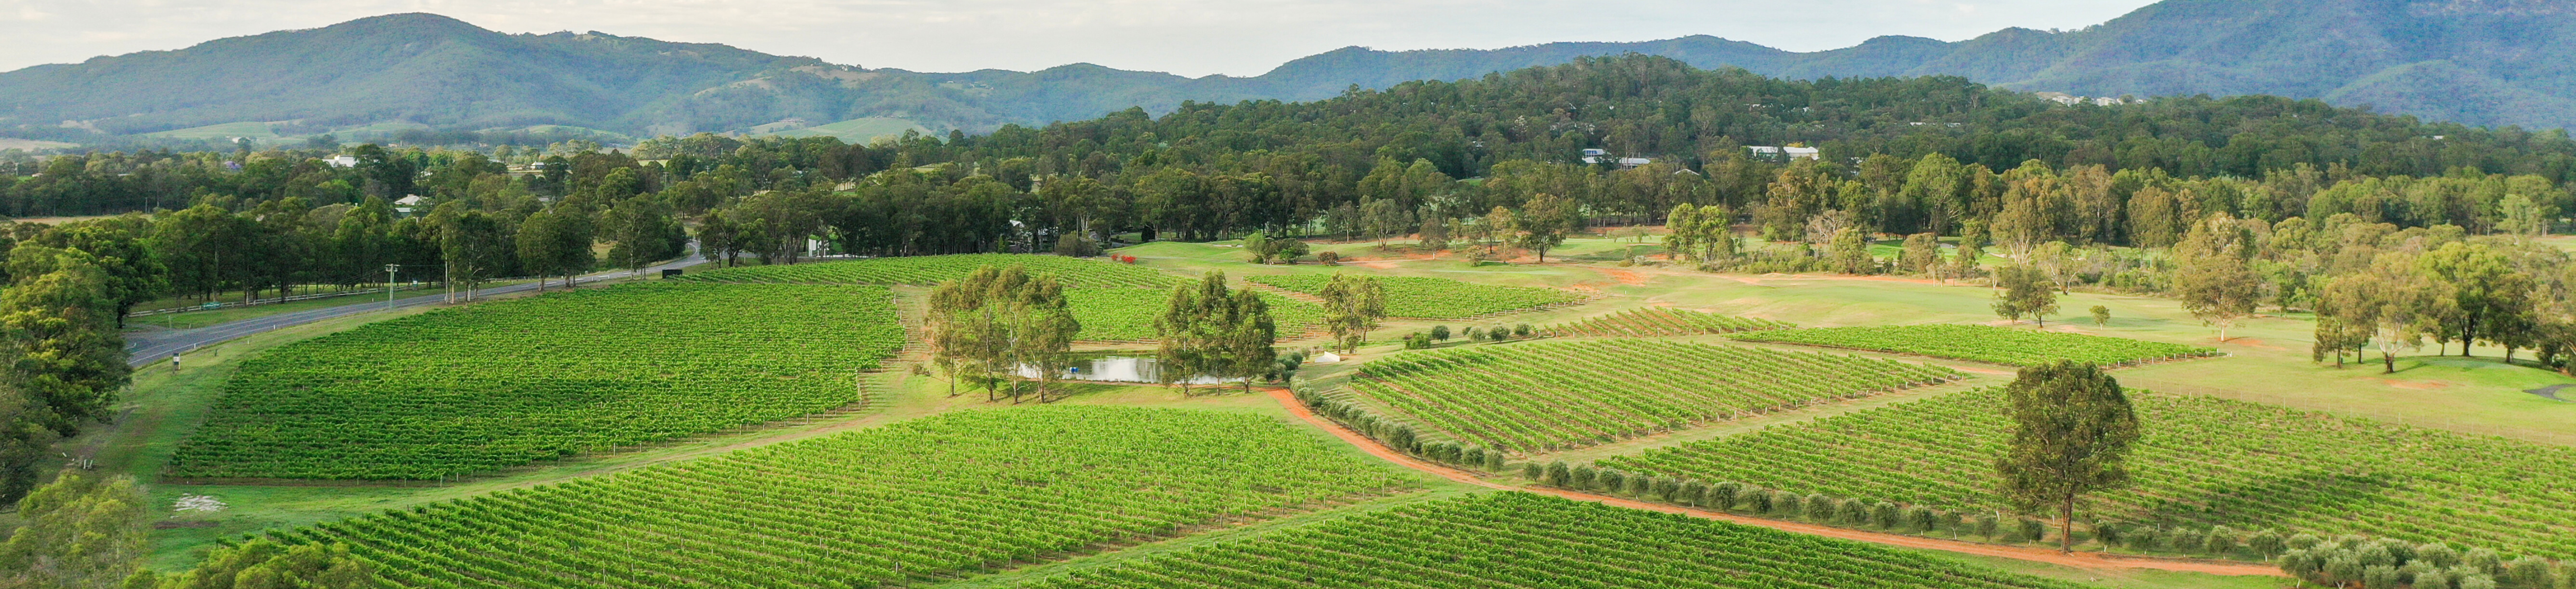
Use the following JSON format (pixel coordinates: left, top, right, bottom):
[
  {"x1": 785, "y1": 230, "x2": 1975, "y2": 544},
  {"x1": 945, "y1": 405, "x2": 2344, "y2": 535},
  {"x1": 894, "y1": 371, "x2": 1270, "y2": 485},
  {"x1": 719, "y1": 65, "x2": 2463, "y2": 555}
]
[
  {"x1": 1729, "y1": 324, "x2": 2217, "y2": 367},
  {"x1": 1346, "y1": 339, "x2": 1961, "y2": 453},
  {"x1": 262, "y1": 406, "x2": 1418, "y2": 589},
  {"x1": 1599, "y1": 388, "x2": 2576, "y2": 559},
  {"x1": 168, "y1": 282, "x2": 905, "y2": 480},
  {"x1": 675, "y1": 253, "x2": 1179, "y2": 287},
  {"x1": 1014, "y1": 492, "x2": 2086, "y2": 589},
  {"x1": 1248, "y1": 274, "x2": 1581, "y2": 319}
]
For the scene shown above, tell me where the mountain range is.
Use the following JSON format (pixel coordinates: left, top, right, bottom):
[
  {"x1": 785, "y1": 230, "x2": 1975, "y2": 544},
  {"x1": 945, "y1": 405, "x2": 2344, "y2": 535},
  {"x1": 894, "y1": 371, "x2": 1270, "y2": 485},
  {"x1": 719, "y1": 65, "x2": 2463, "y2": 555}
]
[{"x1": 3, "y1": 0, "x2": 2573, "y2": 146}]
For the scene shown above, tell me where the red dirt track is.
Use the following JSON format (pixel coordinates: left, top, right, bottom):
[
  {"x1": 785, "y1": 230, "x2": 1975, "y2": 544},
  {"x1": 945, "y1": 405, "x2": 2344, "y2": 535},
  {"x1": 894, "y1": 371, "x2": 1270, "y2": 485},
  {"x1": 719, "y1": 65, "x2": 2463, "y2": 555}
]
[{"x1": 1263, "y1": 388, "x2": 2286, "y2": 578}]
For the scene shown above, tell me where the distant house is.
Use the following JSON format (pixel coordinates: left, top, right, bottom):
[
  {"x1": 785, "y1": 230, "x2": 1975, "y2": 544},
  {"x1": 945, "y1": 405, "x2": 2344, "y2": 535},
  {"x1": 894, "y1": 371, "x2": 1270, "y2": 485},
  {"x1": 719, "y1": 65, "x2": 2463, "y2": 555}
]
[
  {"x1": 1580, "y1": 149, "x2": 1654, "y2": 169},
  {"x1": 1746, "y1": 146, "x2": 1821, "y2": 161},
  {"x1": 393, "y1": 195, "x2": 427, "y2": 217},
  {"x1": 324, "y1": 155, "x2": 359, "y2": 168}
]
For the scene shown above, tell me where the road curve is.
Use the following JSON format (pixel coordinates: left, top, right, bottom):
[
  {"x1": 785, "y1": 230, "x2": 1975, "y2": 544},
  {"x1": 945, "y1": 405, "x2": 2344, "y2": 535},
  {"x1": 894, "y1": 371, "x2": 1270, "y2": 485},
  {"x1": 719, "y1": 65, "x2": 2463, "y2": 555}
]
[
  {"x1": 124, "y1": 250, "x2": 704, "y2": 367},
  {"x1": 1261, "y1": 388, "x2": 2287, "y2": 578}
]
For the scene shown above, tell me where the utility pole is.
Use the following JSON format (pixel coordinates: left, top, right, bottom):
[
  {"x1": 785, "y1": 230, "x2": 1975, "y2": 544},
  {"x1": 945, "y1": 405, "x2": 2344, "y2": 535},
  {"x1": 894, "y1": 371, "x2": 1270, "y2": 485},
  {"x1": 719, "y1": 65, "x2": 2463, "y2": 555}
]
[{"x1": 385, "y1": 263, "x2": 400, "y2": 311}]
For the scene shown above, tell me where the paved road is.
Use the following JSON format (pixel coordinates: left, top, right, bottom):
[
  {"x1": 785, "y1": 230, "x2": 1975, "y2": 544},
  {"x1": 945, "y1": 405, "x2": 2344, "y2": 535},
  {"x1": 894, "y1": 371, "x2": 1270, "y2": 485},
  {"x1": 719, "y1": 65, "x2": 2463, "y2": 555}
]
[{"x1": 125, "y1": 249, "x2": 705, "y2": 367}]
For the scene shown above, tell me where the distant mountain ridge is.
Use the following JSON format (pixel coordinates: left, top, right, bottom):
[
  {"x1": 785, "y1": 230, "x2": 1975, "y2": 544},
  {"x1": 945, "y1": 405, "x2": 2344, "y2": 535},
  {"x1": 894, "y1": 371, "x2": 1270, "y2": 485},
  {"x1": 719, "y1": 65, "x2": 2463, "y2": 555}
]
[{"x1": 4, "y1": 0, "x2": 2573, "y2": 145}]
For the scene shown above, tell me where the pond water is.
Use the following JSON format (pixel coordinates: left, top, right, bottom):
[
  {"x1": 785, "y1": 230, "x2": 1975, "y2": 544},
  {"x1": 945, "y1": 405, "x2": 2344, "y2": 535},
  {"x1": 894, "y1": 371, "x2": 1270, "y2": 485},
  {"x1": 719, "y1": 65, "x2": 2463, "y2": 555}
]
[{"x1": 1013, "y1": 356, "x2": 1240, "y2": 385}]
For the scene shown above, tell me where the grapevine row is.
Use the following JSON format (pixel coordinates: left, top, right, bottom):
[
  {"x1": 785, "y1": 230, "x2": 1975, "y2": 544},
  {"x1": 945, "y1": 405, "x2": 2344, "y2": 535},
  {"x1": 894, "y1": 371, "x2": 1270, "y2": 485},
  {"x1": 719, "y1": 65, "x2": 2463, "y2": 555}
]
[
  {"x1": 169, "y1": 282, "x2": 906, "y2": 480},
  {"x1": 1728, "y1": 324, "x2": 2218, "y2": 366},
  {"x1": 1347, "y1": 340, "x2": 1962, "y2": 453},
  {"x1": 1540, "y1": 307, "x2": 1793, "y2": 337},
  {"x1": 254, "y1": 406, "x2": 1418, "y2": 589},
  {"x1": 1247, "y1": 274, "x2": 1582, "y2": 319},
  {"x1": 1597, "y1": 388, "x2": 2576, "y2": 560},
  {"x1": 1015, "y1": 492, "x2": 2086, "y2": 589}
]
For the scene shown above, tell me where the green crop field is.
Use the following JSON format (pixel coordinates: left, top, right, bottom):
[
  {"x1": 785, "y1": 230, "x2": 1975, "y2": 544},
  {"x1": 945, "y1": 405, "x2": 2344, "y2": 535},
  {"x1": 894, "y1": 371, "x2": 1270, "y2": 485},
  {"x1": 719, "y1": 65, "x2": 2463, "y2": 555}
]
[
  {"x1": 1016, "y1": 492, "x2": 2082, "y2": 589},
  {"x1": 674, "y1": 254, "x2": 1178, "y2": 287},
  {"x1": 1729, "y1": 324, "x2": 2216, "y2": 366},
  {"x1": 1542, "y1": 307, "x2": 1793, "y2": 337},
  {"x1": 1345, "y1": 340, "x2": 1962, "y2": 452},
  {"x1": 167, "y1": 283, "x2": 905, "y2": 480},
  {"x1": 1247, "y1": 274, "x2": 1581, "y2": 319},
  {"x1": 1598, "y1": 388, "x2": 2576, "y2": 559},
  {"x1": 260, "y1": 406, "x2": 1414, "y2": 589},
  {"x1": 1067, "y1": 288, "x2": 1325, "y2": 341}
]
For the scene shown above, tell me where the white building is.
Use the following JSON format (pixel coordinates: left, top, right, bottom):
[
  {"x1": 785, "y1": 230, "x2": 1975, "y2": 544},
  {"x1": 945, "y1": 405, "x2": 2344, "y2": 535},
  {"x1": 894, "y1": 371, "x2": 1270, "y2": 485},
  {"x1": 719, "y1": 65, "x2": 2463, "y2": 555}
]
[
  {"x1": 392, "y1": 195, "x2": 427, "y2": 217},
  {"x1": 324, "y1": 155, "x2": 360, "y2": 168},
  {"x1": 1746, "y1": 146, "x2": 1821, "y2": 161}
]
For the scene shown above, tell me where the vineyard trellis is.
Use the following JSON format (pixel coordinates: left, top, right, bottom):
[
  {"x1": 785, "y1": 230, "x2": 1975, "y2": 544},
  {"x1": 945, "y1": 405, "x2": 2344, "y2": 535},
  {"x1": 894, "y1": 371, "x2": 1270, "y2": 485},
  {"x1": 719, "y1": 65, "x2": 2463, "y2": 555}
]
[
  {"x1": 169, "y1": 282, "x2": 906, "y2": 480},
  {"x1": 1729, "y1": 324, "x2": 2217, "y2": 366},
  {"x1": 259, "y1": 406, "x2": 1418, "y2": 589},
  {"x1": 1597, "y1": 388, "x2": 2576, "y2": 560},
  {"x1": 1065, "y1": 288, "x2": 1324, "y2": 342},
  {"x1": 1016, "y1": 492, "x2": 2088, "y2": 589},
  {"x1": 1541, "y1": 307, "x2": 1793, "y2": 337},
  {"x1": 1247, "y1": 274, "x2": 1581, "y2": 319},
  {"x1": 1342, "y1": 339, "x2": 1962, "y2": 453}
]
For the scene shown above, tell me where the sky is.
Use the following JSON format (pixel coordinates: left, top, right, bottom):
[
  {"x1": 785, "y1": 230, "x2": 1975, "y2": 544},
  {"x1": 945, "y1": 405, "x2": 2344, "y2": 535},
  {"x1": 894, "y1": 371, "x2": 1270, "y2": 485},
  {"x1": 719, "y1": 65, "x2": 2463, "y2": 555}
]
[{"x1": 0, "y1": 0, "x2": 2159, "y2": 76}]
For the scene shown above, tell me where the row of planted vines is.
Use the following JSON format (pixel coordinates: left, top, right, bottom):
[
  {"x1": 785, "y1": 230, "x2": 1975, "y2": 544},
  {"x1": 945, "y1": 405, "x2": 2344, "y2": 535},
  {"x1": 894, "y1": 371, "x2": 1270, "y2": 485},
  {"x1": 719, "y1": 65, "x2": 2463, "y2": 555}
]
[
  {"x1": 1065, "y1": 288, "x2": 1324, "y2": 341},
  {"x1": 168, "y1": 282, "x2": 906, "y2": 480},
  {"x1": 262, "y1": 407, "x2": 1417, "y2": 589},
  {"x1": 1728, "y1": 324, "x2": 2217, "y2": 366},
  {"x1": 1016, "y1": 492, "x2": 2086, "y2": 589},
  {"x1": 1345, "y1": 339, "x2": 1962, "y2": 453},
  {"x1": 1542, "y1": 307, "x2": 1792, "y2": 337},
  {"x1": 1247, "y1": 274, "x2": 1582, "y2": 319},
  {"x1": 674, "y1": 253, "x2": 1180, "y2": 287},
  {"x1": 1596, "y1": 388, "x2": 2576, "y2": 560}
]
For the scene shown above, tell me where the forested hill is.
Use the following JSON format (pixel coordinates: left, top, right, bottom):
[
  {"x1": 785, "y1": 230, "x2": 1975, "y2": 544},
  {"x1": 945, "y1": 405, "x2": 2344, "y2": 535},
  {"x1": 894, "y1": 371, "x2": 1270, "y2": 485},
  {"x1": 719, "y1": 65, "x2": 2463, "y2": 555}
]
[{"x1": 5, "y1": 0, "x2": 2576, "y2": 145}]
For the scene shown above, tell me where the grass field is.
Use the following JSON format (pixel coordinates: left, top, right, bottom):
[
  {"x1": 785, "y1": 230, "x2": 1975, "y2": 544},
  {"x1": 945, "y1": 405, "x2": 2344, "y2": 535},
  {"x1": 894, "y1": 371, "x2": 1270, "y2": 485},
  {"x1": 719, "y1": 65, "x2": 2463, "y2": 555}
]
[
  {"x1": 1345, "y1": 339, "x2": 1961, "y2": 452},
  {"x1": 167, "y1": 282, "x2": 904, "y2": 480},
  {"x1": 1598, "y1": 388, "x2": 2576, "y2": 559},
  {"x1": 263, "y1": 406, "x2": 1417, "y2": 589},
  {"x1": 676, "y1": 254, "x2": 1179, "y2": 287},
  {"x1": 1014, "y1": 492, "x2": 2086, "y2": 589},
  {"x1": 1730, "y1": 324, "x2": 2218, "y2": 366}
]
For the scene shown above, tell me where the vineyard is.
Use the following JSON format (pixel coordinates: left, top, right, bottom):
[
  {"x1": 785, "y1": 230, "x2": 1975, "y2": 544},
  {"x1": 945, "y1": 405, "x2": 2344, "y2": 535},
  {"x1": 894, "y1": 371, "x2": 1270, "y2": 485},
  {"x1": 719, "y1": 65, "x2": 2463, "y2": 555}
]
[
  {"x1": 1597, "y1": 388, "x2": 2576, "y2": 559},
  {"x1": 1346, "y1": 340, "x2": 1961, "y2": 452},
  {"x1": 1247, "y1": 274, "x2": 1582, "y2": 319},
  {"x1": 168, "y1": 283, "x2": 906, "y2": 480},
  {"x1": 673, "y1": 253, "x2": 1179, "y2": 287},
  {"x1": 1542, "y1": 307, "x2": 1793, "y2": 337},
  {"x1": 1017, "y1": 492, "x2": 2084, "y2": 589},
  {"x1": 1066, "y1": 288, "x2": 1325, "y2": 341},
  {"x1": 1728, "y1": 324, "x2": 2216, "y2": 366},
  {"x1": 266, "y1": 407, "x2": 1417, "y2": 589}
]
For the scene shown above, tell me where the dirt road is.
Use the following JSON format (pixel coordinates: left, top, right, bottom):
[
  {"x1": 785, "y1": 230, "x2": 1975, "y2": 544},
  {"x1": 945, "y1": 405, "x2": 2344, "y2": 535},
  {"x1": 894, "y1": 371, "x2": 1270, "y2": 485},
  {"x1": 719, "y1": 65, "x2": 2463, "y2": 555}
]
[{"x1": 1262, "y1": 388, "x2": 2286, "y2": 578}]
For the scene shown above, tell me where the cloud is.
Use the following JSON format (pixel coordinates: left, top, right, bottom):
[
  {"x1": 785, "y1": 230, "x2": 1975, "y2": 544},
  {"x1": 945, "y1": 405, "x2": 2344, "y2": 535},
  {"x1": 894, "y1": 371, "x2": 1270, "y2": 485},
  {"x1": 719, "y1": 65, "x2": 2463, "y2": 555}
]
[{"x1": 0, "y1": 0, "x2": 2157, "y2": 76}]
